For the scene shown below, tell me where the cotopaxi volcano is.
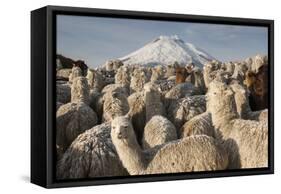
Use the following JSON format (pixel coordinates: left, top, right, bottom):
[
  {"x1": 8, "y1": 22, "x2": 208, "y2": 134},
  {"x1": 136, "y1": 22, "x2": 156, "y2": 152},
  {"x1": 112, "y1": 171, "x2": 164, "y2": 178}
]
[{"x1": 119, "y1": 35, "x2": 217, "y2": 68}]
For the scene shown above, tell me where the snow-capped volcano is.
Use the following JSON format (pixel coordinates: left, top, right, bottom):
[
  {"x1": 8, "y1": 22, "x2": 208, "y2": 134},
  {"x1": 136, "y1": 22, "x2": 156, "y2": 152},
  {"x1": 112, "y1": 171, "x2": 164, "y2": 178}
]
[{"x1": 119, "y1": 35, "x2": 216, "y2": 68}]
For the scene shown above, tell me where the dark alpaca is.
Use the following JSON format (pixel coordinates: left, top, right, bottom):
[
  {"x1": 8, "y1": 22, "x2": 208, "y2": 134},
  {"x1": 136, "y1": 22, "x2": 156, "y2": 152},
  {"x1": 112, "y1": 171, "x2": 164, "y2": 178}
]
[
  {"x1": 176, "y1": 66, "x2": 189, "y2": 84},
  {"x1": 244, "y1": 65, "x2": 268, "y2": 111}
]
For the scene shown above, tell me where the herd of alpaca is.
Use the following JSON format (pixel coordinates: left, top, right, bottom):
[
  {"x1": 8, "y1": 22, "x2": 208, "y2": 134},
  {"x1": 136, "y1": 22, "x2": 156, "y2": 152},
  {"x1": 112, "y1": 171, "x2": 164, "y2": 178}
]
[{"x1": 56, "y1": 54, "x2": 269, "y2": 179}]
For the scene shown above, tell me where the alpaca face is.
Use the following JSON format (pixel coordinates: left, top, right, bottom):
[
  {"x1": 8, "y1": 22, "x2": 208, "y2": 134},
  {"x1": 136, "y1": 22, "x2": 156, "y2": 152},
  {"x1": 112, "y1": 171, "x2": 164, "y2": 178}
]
[
  {"x1": 71, "y1": 66, "x2": 82, "y2": 78},
  {"x1": 186, "y1": 63, "x2": 194, "y2": 73},
  {"x1": 111, "y1": 116, "x2": 133, "y2": 141},
  {"x1": 244, "y1": 71, "x2": 256, "y2": 88},
  {"x1": 209, "y1": 69, "x2": 230, "y2": 85},
  {"x1": 204, "y1": 63, "x2": 216, "y2": 78},
  {"x1": 71, "y1": 77, "x2": 90, "y2": 103},
  {"x1": 206, "y1": 81, "x2": 234, "y2": 113},
  {"x1": 207, "y1": 81, "x2": 233, "y2": 98},
  {"x1": 176, "y1": 67, "x2": 189, "y2": 84}
]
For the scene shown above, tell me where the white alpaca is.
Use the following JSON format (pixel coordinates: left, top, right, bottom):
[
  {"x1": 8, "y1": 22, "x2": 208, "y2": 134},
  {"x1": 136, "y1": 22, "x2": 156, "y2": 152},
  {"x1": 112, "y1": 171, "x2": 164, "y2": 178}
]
[
  {"x1": 115, "y1": 66, "x2": 130, "y2": 88},
  {"x1": 91, "y1": 69, "x2": 107, "y2": 92},
  {"x1": 71, "y1": 76, "x2": 90, "y2": 105},
  {"x1": 231, "y1": 62, "x2": 248, "y2": 83},
  {"x1": 144, "y1": 82, "x2": 165, "y2": 122},
  {"x1": 251, "y1": 54, "x2": 267, "y2": 73},
  {"x1": 207, "y1": 81, "x2": 268, "y2": 169},
  {"x1": 111, "y1": 116, "x2": 228, "y2": 175},
  {"x1": 104, "y1": 59, "x2": 123, "y2": 71},
  {"x1": 165, "y1": 64, "x2": 176, "y2": 78},
  {"x1": 130, "y1": 68, "x2": 149, "y2": 94},
  {"x1": 203, "y1": 61, "x2": 221, "y2": 88},
  {"x1": 180, "y1": 112, "x2": 214, "y2": 138},
  {"x1": 150, "y1": 65, "x2": 165, "y2": 82},
  {"x1": 57, "y1": 68, "x2": 72, "y2": 80},
  {"x1": 127, "y1": 91, "x2": 146, "y2": 145},
  {"x1": 142, "y1": 115, "x2": 177, "y2": 149},
  {"x1": 102, "y1": 91, "x2": 129, "y2": 122},
  {"x1": 102, "y1": 83, "x2": 129, "y2": 97},
  {"x1": 69, "y1": 66, "x2": 82, "y2": 84},
  {"x1": 57, "y1": 122, "x2": 128, "y2": 179},
  {"x1": 190, "y1": 67, "x2": 206, "y2": 94},
  {"x1": 56, "y1": 77, "x2": 98, "y2": 154},
  {"x1": 164, "y1": 82, "x2": 198, "y2": 111},
  {"x1": 165, "y1": 82, "x2": 196, "y2": 102},
  {"x1": 224, "y1": 62, "x2": 235, "y2": 75},
  {"x1": 86, "y1": 68, "x2": 95, "y2": 89},
  {"x1": 167, "y1": 95, "x2": 206, "y2": 133}
]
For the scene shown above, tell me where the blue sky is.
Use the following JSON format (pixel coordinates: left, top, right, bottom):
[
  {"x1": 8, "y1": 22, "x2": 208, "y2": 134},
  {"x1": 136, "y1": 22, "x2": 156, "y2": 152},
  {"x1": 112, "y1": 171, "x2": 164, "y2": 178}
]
[{"x1": 57, "y1": 15, "x2": 268, "y2": 68}]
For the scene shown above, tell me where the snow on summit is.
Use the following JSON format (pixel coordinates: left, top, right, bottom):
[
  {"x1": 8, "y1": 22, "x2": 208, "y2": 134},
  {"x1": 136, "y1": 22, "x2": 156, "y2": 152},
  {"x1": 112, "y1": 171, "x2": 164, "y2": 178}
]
[{"x1": 119, "y1": 35, "x2": 216, "y2": 68}]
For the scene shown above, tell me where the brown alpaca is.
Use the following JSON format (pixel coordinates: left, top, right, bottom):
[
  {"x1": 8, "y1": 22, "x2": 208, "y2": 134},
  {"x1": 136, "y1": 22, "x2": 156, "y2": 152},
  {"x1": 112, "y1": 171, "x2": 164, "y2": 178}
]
[
  {"x1": 244, "y1": 64, "x2": 268, "y2": 111},
  {"x1": 175, "y1": 66, "x2": 189, "y2": 84}
]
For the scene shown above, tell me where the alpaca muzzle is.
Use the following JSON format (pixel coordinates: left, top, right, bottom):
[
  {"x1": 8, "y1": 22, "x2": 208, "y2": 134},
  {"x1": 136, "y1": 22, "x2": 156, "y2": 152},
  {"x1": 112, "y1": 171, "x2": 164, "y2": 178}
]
[{"x1": 117, "y1": 132, "x2": 123, "y2": 139}]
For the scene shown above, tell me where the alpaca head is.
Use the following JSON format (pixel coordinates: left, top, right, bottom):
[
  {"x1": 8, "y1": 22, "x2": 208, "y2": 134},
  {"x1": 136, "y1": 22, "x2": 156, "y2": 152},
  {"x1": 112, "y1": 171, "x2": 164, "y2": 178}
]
[
  {"x1": 206, "y1": 81, "x2": 236, "y2": 115},
  {"x1": 230, "y1": 82, "x2": 249, "y2": 116},
  {"x1": 69, "y1": 66, "x2": 82, "y2": 83},
  {"x1": 111, "y1": 116, "x2": 135, "y2": 143},
  {"x1": 71, "y1": 76, "x2": 90, "y2": 104},
  {"x1": 111, "y1": 91, "x2": 128, "y2": 101},
  {"x1": 144, "y1": 82, "x2": 158, "y2": 93},
  {"x1": 167, "y1": 64, "x2": 175, "y2": 70},
  {"x1": 204, "y1": 61, "x2": 221, "y2": 73},
  {"x1": 176, "y1": 66, "x2": 189, "y2": 84},
  {"x1": 214, "y1": 70, "x2": 232, "y2": 84},
  {"x1": 165, "y1": 64, "x2": 176, "y2": 77},
  {"x1": 112, "y1": 59, "x2": 124, "y2": 70},
  {"x1": 186, "y1": 63, "x2": 195, "y2": 73},
  {"x1": 86, "y1": 69, "x2": 95, "y2": 86},
  {"x1": 192, "y1": 67, "x2": 203, "y2": 78},
  {"x1": 225, "y1": 62, "x2": 235, "y2": 73},
  {"x1": 105, "y1": 91, "x2": 130, "y2": 121},
  {"x1": 135, "y1": 69, "x2": 148, "y2": 84},
  {"x1": 176, "y1": 66, "x2": 188, "y2": 76},
  {"x1": 253, "y1": 55, "x2": 266, "y2": 71},
  {"x1": 241, "y1": 62, "x2": 249, "y2": 73},
  {"x1": 151, "y1": 65, "x2": 165, "y2": 81},
  {"x1": 140, "y1": 70, "x2": 146, "y2": 78},
  {"x1": 115, "y1": 66, "x2": 130, "y2": 85},
  {"x1": 245, "y1": 57, "x2": 253, "y2": 66},
  {"x1": 244, "y1": 70, "x2": 256, "y2": 88},
  {"x1": 72, "y1": 66, "x2": 82, "y2": 77},
  {"x1": 105, "y1": 60, "x2": 114, "y2": 71},
  {"x1": 155, "y1": 65, "x2": 164, "y2": 72}
]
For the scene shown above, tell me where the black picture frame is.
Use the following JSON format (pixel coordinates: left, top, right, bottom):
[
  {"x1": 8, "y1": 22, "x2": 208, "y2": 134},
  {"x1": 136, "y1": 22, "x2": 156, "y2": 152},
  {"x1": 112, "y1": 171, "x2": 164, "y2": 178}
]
[{"x1": 31, "y1": 5, "x2": 274, "y2": 188}]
